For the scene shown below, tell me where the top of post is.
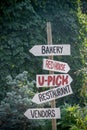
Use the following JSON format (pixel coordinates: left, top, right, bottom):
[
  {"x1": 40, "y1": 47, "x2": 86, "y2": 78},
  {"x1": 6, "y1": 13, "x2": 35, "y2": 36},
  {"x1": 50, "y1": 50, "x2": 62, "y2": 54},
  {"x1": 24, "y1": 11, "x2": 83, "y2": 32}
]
[{"x1": 47, "y1": 22, "x2": 52, "y2": 45}]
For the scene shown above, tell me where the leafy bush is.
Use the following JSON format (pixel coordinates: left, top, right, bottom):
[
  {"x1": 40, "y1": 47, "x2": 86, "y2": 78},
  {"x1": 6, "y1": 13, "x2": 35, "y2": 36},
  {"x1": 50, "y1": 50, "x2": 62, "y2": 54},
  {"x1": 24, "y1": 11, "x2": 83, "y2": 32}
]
[
  {"x1": 57, "y1": 103, "x2": 87, "y2": 130},
  {"x1": 0, "y1": 0, "x2": 87, "y2": 107},
  {"x1": 0, "y1": 71, "x2": 49, "y2": 130}
]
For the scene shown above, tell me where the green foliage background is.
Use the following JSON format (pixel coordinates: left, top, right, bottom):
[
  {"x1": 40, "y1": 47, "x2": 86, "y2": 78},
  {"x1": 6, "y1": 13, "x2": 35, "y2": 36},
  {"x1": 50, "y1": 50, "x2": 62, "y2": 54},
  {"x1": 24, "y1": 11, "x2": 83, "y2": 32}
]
[
  {"x1": 0, "y1": 0, "x2": 87, "y2": 129},
  {"x1": 0, "y1": 0, "x2": 87, "y2": 103}
]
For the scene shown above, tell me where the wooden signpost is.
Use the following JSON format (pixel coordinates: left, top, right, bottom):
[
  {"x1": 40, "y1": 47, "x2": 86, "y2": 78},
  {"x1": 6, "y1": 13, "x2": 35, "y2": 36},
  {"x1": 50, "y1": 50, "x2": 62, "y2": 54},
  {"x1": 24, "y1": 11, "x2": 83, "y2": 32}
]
[
  {"x1": 47, "y1": 22, "x2": 57, "y2": 130},
  {"x1": 24, "y1": 22, "x2": 73, "y2": 130}
]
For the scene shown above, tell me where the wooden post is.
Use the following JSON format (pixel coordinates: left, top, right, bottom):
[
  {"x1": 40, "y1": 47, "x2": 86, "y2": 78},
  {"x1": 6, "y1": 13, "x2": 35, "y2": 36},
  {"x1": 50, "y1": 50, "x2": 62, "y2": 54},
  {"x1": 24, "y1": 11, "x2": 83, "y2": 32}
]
[{"x1": 47, "y1": 22, "x2": 57, "y2": 130}]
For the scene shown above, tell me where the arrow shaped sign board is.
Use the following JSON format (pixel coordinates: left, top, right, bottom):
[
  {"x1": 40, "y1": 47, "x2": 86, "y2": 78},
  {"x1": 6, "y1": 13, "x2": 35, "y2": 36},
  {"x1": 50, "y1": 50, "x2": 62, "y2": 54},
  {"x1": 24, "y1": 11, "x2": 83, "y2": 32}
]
[
  {"x1": 36, "y1": 74, "x2": 73, "y2": 88},
  {"x1": 24, "y1": 108, "x2": 61, "y2": 119},
  {"x1": 32, "y1": 85, "x2": 73, "y2": 104},
  {"x1": 43, "y1": 58, "x2": 70, "y2": 73},
  {"x1": 29, "y1": 44, "x2": 70, "y2": 56}
]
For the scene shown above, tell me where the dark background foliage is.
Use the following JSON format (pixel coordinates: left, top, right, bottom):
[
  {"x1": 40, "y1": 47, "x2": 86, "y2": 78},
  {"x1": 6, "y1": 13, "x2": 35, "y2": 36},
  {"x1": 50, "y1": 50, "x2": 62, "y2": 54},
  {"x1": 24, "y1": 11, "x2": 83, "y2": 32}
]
[
  {"x1": 0, "y1": 0, "x2": 86, "y2": 102},
  {"x1": 0, "y1": 0, "x2": 87, "y2": 129}
]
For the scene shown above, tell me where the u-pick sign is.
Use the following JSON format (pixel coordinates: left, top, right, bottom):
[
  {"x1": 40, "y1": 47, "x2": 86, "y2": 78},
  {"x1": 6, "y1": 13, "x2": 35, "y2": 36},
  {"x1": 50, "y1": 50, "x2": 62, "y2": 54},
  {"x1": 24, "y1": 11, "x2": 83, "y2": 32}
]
[
  {"x1": 43, "y1": 59, "x2": 70, "y2": 73},
  {"x1": 32, "y1": 85, "x2": 73, "y2": 104},
  {"x1": 36, "y1": 74, "x2": 73, "y2": 88},
  {"x1": 29, "y1": 44, "x2": 70, "y2": 56},
  {"x1": 24, "y1": 108, "x2": 61, "y2": 119}
]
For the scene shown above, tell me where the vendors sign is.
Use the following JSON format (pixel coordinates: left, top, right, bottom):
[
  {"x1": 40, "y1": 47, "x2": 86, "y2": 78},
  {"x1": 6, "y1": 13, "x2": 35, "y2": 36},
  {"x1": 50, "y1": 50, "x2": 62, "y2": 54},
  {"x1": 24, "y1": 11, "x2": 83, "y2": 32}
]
[{"x1": 24, "y1": 108, "x2": 61, "y2": 119}]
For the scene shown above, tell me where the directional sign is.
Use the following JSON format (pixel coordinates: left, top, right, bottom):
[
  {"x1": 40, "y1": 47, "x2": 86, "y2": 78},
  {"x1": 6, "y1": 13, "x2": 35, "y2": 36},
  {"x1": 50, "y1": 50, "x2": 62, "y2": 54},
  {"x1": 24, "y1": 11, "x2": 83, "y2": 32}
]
[
  {"x1": 43, "y1": 59, "x2": 70, "y2": 73},
  {"x1": 24, "y1": 108, "x2": 61, "y2": 119},
  {"x1": 29, "y1": 45, "x2": 70, "y2": 56},
  {"x1": 32, "y1": 85, "x2": 73, "y2": 104},
  {"x1": 36, "y1": 74, "x2": 73, "y2": 88}
]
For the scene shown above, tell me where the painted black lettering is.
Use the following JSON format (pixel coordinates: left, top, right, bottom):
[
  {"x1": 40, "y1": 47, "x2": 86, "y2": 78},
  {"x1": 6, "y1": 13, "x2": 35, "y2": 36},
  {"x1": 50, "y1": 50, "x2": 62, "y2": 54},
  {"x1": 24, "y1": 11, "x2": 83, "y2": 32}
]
[
  {"x1": 61, "y1": 86, "x2": 69, "y2": 94},
  {"x1": 45, "y1": 110, "x2": 49, "y2": 117},
  {"x1": 49, "y1": 90, "x2": 55, "y2": 98},
  {"x1": 66, "y1": 85, "x2": 71, "y2": 92},
  {"x1": 46, "y1": 90, "x2": 54, "y2": 99},
  {"x1": 46, "y1": 46, "x2": 49, "y2": 53},
  {"x1": 30, "y1": 110, "x2": 35, "y2": 118},
  {"x1": 30, "y1": 110, "x2": 38, "y2": 118},
  {"x1": 56, "y1": 88, "x2": 62, "y2": 96},
  {"x1": 49, "y1": 46, "x2": 54, "y2": 53},
  {"x1": 47, "y1": 109, "x2": 51, "y2": 117},
  {"x1": 45, "y1": 91, "x2": 51, "y2": 100},
  {"x1": 41, "y1": 110, "x2": 45, "y2": 117},
  {"x1": 42, "y1": 46, "x2": 46, "y2": 54},
  {"x1": 56, "y1": 46, "x2": 63, "y2": 53},
  {"x1": 51, "y1": 110, "x2": 55, "y2": 117},
  {"x1": 52, "y1": 89, "x2": 58, "y2": 97},
  {"x1": 53, "y1": 47, "x2": 56, "y2": 53},
  {"x1": 38, "y1": 93, "x2": 45, "y2": 102},
  {"x1": 60, "y1": 46, "x2": 63, "y2": 53}
]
